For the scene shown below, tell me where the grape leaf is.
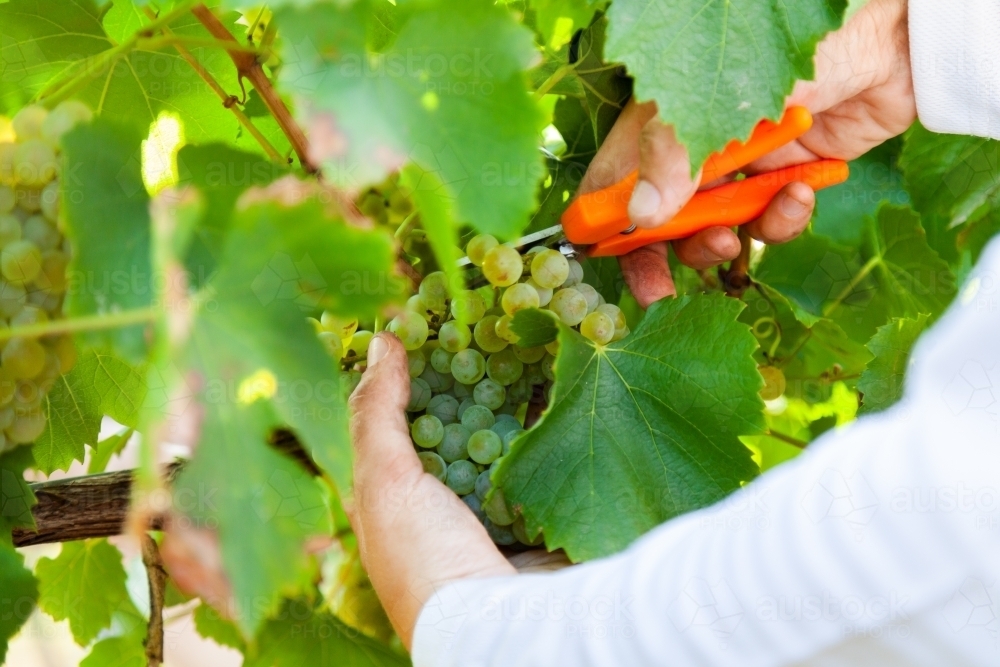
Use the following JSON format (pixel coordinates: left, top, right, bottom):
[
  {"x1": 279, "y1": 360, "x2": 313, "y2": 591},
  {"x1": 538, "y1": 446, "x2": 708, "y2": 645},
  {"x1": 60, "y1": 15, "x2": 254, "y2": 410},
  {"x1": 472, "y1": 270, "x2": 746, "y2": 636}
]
[
  {"x1": 498, "y1": 294, "x2": 764, "y2": 561},
  {"x1": 193, "y1": 602, "x2": 246, "y2": 653},
  {"x1": 61, "y1": 119, "x2": 153, "y2": 362},
  {"x1": 244, "y1": 599, "x2": 409, "y2": 667},
  {"x1": 605, "y1": 0, "x2": 845, "y2": 171},
  {"x1": 0, "y1": 447, "x2": 37, "y2": 544},
  {"x1": 857, "y1": 314, "x2": 930, "y2": 414},
  {"x1": 275, "y1": 0, "x2": 545, "y2": 240},
  {"x1": 0, "y1": 545, "x2": 36, "y2": 663},
  {"x1": 87, "y1": 429, "x2": 134, "y2": 474},
  {"x1": 532, "y1": 0, "x2": 605, "y2": 50},
  {"x1": 400, "y1": 164, "x2": 464, "y2": 294},
  {"x1": 754, "y1": 204, "x2": 956, "y2": 342},
  {"x1": 36, "y1": 350, "x2": 146, "y2": 475},
  {"x1": 80, "y1": 636, "x2": 146, "y2": 667},
  {"x1": 813, "y1": 138, "x2": 909, "y2": 246},
  {"x1": 0, "y1": 0, "x2": 288, "y2": 154},
  {"x1": 35, "y1": 539, "x2": 132, "y2": 646},
  {"x1": 510, "y1": 307, "x2": 560, "y2": 347}
]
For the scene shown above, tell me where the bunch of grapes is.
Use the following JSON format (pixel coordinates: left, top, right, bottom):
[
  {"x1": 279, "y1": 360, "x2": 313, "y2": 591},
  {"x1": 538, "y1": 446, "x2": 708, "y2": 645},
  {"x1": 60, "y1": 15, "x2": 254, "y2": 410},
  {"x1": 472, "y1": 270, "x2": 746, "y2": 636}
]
[
  {"x1": 0, "y1": 102, "x2": 89, "y2": 452},
  {"x1": 377, "y1": 233, "x2": 628, "y2": 547}
]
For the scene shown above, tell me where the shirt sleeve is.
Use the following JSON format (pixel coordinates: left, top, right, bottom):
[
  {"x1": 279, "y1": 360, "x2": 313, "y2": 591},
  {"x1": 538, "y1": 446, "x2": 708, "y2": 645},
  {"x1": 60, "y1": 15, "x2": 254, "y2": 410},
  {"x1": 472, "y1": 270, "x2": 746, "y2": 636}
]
[
  {"x1": 411, "y1": 237, "x2": 1000, "y2": 667},
  {"x1": 909, "y1": 0, "x2": 1000, "y2": 138}
]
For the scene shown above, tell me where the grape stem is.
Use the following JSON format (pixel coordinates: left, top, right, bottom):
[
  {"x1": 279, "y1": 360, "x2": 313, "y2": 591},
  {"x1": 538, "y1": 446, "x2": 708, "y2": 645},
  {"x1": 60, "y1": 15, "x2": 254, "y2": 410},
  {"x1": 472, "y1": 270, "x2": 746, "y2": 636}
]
[
  {"x1": 765, "y1": 429, "x2": 807, "y2": 449},
  {"x1": 723, "y1": 227, "x2": 753, "y2": 297},
  {"x1": 191, "y1": 4, "x2": 318, "y2": 174},
  {"x1": 0, "y1": 308, "x2": 158, "y2": 342},
  {"x1": 140, "y1": 7, "x2": 285, "y2": 164}
]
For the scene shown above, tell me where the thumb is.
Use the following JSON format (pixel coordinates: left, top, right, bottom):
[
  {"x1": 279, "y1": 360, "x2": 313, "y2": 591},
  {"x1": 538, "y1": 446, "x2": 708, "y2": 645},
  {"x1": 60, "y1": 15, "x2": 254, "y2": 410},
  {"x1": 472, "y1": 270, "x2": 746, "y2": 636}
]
[{"x1": 348, "y1": 332, "x2": 420, "y2": 489}]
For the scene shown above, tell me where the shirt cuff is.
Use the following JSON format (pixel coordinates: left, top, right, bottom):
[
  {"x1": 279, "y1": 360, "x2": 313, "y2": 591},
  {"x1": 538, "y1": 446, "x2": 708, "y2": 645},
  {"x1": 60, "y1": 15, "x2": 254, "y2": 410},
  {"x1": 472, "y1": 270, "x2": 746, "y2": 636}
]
[{"x1": 908, "y1": 0, "x2": 1000, "y2": 138}]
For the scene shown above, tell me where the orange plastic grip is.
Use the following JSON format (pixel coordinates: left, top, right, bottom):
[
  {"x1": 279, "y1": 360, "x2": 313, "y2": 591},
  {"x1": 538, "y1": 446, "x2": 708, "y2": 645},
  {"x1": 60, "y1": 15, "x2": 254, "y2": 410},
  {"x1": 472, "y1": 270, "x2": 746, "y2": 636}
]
[
  {"x1": 588, "y1": 159, "x2": 850, "y2": 258},
  {"x1": 561, "y1": 107, "x2": 815, "y2": 245}
]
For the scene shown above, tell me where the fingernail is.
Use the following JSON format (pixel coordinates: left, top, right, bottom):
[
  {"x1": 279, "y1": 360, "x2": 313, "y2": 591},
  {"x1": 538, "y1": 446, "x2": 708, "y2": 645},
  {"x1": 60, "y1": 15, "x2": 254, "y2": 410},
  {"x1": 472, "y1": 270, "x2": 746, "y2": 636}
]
[
  {"x1": 368, "y1": 334, "x2": 389, "y2": 367},
  {"x1": 780, "y1": 192, "x2": 810, "y2": 218},
  {"x1": 701, "y1": 246, "x2": 725, "y2": 264},
  {"x1": 628, "y1": 180, "x2": 662, "y2": 220}
]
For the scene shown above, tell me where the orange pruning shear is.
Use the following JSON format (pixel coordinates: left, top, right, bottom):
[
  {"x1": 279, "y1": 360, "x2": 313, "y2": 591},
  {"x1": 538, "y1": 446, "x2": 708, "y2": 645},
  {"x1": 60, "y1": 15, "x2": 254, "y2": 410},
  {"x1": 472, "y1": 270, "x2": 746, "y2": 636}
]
[{"x1": 561, "y1": 107, "x2": 850, "y2": 258}]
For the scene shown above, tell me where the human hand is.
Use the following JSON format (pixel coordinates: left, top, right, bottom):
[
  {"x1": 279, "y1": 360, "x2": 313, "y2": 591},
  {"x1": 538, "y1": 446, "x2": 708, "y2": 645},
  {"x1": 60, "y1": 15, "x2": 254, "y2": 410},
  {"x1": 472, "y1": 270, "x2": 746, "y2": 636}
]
[
  {"x1": 579, "y1": 0, "x2": 914, "y2": 307},
  {"x1": 346, "y1": 332, "x2": 516, "y2": 649}
]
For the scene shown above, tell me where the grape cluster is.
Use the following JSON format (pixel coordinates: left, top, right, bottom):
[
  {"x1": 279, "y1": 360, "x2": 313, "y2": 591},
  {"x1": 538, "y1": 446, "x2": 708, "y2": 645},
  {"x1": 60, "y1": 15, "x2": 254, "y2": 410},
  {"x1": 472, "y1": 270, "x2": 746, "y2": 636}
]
[
  {"x1": 0, "y1": 102, "x2": 87, "y2": 452},
  {"x1": 381, "y1": 234, "x2": 628, "y2": 546}
]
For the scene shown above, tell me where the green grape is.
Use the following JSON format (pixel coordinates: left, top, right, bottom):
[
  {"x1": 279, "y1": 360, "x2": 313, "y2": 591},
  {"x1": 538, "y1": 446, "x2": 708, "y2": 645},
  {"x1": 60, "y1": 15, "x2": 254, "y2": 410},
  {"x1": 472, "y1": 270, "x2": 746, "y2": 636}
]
[
  {"x1": 11, "y1": 305, "x2": 47, "y2": 327},
  {"x1": 451, "y1": 289, "x2": 486, "y2": 325},
  {"x1": 0, "y1": 406, "x2": 13, "y2": 430},
  {"x1": 495, "y1": 314, "x2": 519, "y2": 344},
  {"x1": 597, "y1": 304, "x2": 627, "y2": 330},
  {"x1": 388, "y1": 310, "x2": 428, "y2": 350},
  {"x1": 427, "y1": 394, "x2": 460, "y2": 425},
  {"x1": 430, "y1": 347, "x2": 455, "y2": 374},
  {"x1": 0, "y1": 215, "x2": 22, "y2": 248},
  {"x1": 611, "y1": 325, "x2": 630, "y2": 342},
  {"x1": 40, "y1": 100, "x2": 93, "y2": 145},
  {"x1": 419, "y1": 270, "x2": 450, "y2": 304},
  {"x1": 462, "y1": 493, "x2": 487, "y2": 522},
  {"x1": 501, "y1": 428, "x2": 523, "y2": 456},
  {"x1": 2, "y1": 337, "x2": 45, "y2": 379},
  {"x1": 494, "y1": 396, "x2": 519, "y2": 415},
  {"x1": 526, "y1": 278, "x2": 552, "y2": 306},
  {"x1": 575, "y1": 283, "x2": 601, "y2": 313},
  {"x1": 51, "y1": 336, "x2": 76, "y2": 374},
  {"x1": 451, "y1": 349, "x2": 486, "y2": 384},
  {"x1": 411, "y1": 414, "x2": 444, "y2": 448},
  {"x1": 445, "y1": 460, "x2": 478, "y2": 495},
  {"x1": 406, "y1": 294, "x2": 433, "y2": 321},
  {"x1": 468, "y1": 430, "x2": 502, "y2": 465},
  {"x1": 506, "y1": 377, "x2": 532, "y2": 404},
  {"x1": 580, "y1": 311, "x2": 615, "y2": 345},
  {"x1": 321, "y1": 312, "x2": 358, "y2": 340},
  {"x1": 494, "y1": 413, "x2": 520, "y2": 427},
  {"x1": 483, "y1": 488, "x2": 516, "y2": 526},
  {"x1": 512, "y1": 345, "x2": 545, "y2": 364},
  {"x1": 512, "y1": 516, "x2": 544, "y2": 546},
  {"x1": 541, "y1": 353, "x2": 557, "y2": 381},
  {"x1": 466, "y1": 234, "x2": 498, "y2": 267},
  {"x1": 344, "y1": 330, "x2": 373, "y2": 360},
  {"x1": 407, "y1": 378, "x2": 432, "y2": 411},
  {"x1": 418, "y1": 451, "x2": 448, "y2": 482},
  {"x1": 12, "y1": 106, "x2": 47, "y2": 140},
  {"x1": 461, "y1": 404, "x2": 495, "y2": 432},
  {"x1": 317, "y1": 331, "x2": 343, "y2": 360},
  {"x1": 7, "y1": 409, "x2": 45, "y2": 444},
  {"x1": 457, "y1": 397, "x2": 476, "y2": 420},
  {"x1": 0, "y1": 144, "x2": 14, "y2": 187},
  {"x1": 759, "y1": 366, "x2": 787, "y2": 401},
  {"x1": 524, "y1": 363, "x2": 545, "y2": 386},
  {"x1": 484, "y1": 519, "x2": 516, "y2": 545},
  {"x1": 490, "y1": 418, "x2": 521, "y2": 439},
  {"x1": 13, "y1": 140, "x2": 57, "y2": 187},
  {"x1": 452, "y1": 382, "x2": 473, "y2": 400},
  {"x1": 0, "y1": 282, "x2": 26, "y2": 320},
  {"x1": 548, "y1": 288, "x2": 587, "y2": 326},
  {"x1": 475, "y1": 470, "x2": 492, "y2": 500},
  {"x1": 419, "y1": 367, "x2": 454, "y2": 392},
  {"x1": 407, "y1": 349, "x2": 426, "y2": 378},
  {"x1": 438, "y1": 423, "x2": 471, "y2": 462},
  {"x1": 486, "y1": 349, "x2": 523, "y2": 386},
  {"x1": 16, "y1": 186, "x2": 41, "y2": 213},
  {"x1": 501, "y1": 282, "x2": 539, "y2": 316},
  {"x1": 438, "y1": 321, "x2": 472, "y2": 353},
  {"x1": 529, "y1": 249, "x2": 570, "y2": 289},
  {"x1": 474, "y1": 315, "x2": 508, "y2": 353},
  {"x1": 481, "y1": 245, "x2": 522, "y2": 287},
  {"x1": 0, "y1": 186, "x2": 13, "y2": 214},
  {"x1": 476, "y1": 284, "x2": 497, "y2": 310},
  {"x1": 545, "y1": 339, "x2": 559, "y2": 355},
  {"x1": 306, "y1": 317, "x2": 323, "y2": 335},
  {"x1": 561, "y1": 259, "x2": 584, "y2": 288},
  {"x1": 40, "y1": 180, "x2": 58, "y2": 223},
  {"x1": 474, "y1": 378, "x2": 505, "y2": 410}
]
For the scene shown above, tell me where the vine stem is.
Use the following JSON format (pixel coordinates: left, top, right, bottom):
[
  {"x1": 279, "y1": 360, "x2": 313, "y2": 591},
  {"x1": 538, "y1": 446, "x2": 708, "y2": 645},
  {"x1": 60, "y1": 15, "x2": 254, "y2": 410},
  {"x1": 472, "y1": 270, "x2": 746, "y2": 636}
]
[
  {"x1": 0, "y1": 308, "x2": 158, "y2": 342},
  {"x1": 142, "y1": 534, "x2": 167, "y2": 667},
  {"x1": 823, "y1": 254, "x2": 881, "y2": 317},
  {"x1": 142, "y1": 7, "x2": 285, "y2": 164},
  {"x1": 191, "y1": 4, "x2": 318, "y2": 174},
  {"x1": 36, "y1": 0, "x2": 201, "y2": 108},
  {"x1": 723, "y1": 227, "x2": 753, "y2": 297},
  {"x1": 533, "y1": 63, "x2": 574, "y2": 100}
]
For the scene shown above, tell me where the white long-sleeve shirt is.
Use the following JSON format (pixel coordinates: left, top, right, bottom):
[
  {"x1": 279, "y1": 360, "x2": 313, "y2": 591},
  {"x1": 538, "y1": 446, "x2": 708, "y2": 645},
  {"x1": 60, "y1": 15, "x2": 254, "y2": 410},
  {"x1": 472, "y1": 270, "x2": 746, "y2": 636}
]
[{"x1": 412, "y1": 4, "x2": 1000, "y2": 664}]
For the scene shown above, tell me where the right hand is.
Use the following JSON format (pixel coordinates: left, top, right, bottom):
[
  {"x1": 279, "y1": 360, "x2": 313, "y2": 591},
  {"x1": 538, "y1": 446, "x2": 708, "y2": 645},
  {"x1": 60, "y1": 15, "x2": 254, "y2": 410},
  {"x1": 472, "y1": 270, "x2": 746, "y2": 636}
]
[{"x1": 578, "y1": 0, "x2": 915, "y2": 307}]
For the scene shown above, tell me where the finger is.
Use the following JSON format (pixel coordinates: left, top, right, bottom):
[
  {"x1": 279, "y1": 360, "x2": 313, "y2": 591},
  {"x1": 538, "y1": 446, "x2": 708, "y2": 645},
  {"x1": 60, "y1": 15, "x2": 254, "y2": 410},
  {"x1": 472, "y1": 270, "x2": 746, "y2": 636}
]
[
  {"x1": 628, "y1": 119, "x2": 701, "y2": 229},
  {"x1": 743, "y1": 182, "x2": 815, "y2": 244},
  {"x1": 578, "y1": 98, "x2": 657, "y2": 194},
  {"x1": 618, "y1": 242, "x2": 676, "y2": 308},
  {"x1": 349, "y1": 333, "x2": 421, "y2": 493},
  {"x1": 672, "y1": 227, "x2": 742, "y2": 270}
]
